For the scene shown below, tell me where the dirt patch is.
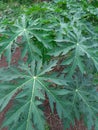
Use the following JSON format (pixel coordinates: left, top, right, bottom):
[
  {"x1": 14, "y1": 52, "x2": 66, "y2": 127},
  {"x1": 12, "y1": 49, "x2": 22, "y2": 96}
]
[{"x1": 0, "y1": 48, "x2": 21, "y2": 68}]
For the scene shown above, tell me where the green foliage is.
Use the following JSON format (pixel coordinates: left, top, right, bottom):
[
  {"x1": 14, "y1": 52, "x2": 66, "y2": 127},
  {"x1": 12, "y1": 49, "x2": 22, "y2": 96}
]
[{"x1": 0, "y1": 0, "x2": 98, "y2": 130}]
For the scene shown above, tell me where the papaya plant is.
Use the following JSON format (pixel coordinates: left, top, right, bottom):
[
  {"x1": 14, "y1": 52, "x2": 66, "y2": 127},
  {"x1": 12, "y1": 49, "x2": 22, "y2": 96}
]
[{"x1": 0, "y1": 0, "x2": 98, "y2": 130}]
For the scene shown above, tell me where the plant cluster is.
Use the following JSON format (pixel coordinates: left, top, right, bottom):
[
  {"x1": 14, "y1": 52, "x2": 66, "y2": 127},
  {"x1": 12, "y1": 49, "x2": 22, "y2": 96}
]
[{"x1": 0, "y1": 0, "x2": 98, "y2": 130}]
